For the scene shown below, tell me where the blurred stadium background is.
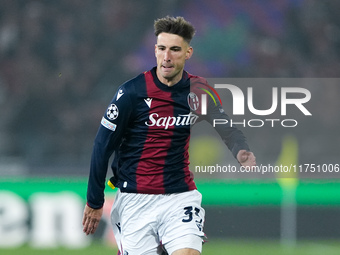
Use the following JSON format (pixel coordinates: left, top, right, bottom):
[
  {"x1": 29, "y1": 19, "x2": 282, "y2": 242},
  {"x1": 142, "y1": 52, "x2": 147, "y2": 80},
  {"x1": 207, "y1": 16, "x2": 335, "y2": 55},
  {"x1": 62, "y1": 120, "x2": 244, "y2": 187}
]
[{"x1": 1, "y1": 0, "x2": 340, "y2": 254}]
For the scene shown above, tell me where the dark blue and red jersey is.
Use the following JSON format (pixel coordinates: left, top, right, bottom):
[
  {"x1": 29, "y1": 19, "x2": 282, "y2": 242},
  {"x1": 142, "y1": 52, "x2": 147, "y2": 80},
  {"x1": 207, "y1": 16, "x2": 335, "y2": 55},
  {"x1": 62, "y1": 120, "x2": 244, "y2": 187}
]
[{"x1": 87, "y1": 67, "x2": 250, "y2": 209}]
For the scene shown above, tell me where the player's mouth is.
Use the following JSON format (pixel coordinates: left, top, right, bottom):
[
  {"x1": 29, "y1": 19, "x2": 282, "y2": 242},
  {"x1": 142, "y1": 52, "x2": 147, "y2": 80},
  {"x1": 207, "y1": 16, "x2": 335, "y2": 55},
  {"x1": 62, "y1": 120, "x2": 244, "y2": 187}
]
[{"x1": 161, "y1": 65, "x2": 174, "y2": 72}]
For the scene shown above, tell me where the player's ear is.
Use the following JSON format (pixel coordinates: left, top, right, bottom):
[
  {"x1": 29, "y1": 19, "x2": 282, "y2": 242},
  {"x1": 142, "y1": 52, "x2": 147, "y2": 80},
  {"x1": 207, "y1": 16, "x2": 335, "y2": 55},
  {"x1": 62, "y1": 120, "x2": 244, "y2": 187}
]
[
  {"x1": 155, "y1": 44, "x2": 158, "y2": 57},
  {"x1": 185, "y1": 46, "x2": 193, "y2": 60}
]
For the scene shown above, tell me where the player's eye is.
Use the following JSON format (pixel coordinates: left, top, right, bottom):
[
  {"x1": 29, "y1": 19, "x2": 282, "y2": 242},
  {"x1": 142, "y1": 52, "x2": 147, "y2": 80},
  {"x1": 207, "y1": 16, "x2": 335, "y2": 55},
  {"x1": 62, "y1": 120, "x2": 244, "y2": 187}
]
[{"x1": 171, "y1": 47, "x2": 181, "y2": 52}]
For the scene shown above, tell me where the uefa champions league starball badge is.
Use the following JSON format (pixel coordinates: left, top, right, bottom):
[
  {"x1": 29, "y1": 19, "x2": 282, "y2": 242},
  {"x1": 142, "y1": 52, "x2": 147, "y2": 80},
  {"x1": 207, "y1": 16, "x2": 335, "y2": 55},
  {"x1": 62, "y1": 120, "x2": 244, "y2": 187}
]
[{"x1": 107, "y1": 104, "x2": 119, "y2": 120}]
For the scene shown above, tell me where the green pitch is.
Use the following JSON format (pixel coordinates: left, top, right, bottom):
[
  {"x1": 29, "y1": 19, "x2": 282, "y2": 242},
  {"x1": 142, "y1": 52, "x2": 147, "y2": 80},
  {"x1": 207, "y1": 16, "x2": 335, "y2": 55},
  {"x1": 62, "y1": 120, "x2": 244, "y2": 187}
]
[{"x1": 1, "y1": 240, "x2": 340, "y2": 255}]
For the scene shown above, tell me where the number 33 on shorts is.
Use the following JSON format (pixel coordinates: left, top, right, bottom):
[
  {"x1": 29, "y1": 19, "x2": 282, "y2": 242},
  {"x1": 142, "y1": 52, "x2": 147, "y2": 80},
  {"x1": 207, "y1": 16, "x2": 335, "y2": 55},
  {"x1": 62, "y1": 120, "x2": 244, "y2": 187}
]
[{"x1": 182, "y1": 206, "x2": 203, "y2": 231}]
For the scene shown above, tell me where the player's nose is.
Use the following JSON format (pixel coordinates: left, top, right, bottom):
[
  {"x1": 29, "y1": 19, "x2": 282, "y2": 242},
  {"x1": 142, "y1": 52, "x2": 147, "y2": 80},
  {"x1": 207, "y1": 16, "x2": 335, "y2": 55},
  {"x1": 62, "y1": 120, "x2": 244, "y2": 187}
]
[{"x1": 163, "y1": 50, "x2": 171, "y2": 62}]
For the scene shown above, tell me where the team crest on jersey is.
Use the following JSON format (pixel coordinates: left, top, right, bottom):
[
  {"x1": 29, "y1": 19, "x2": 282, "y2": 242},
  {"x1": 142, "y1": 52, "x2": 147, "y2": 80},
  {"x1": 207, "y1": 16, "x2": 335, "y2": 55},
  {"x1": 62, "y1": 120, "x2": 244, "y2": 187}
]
[
  {"x1": 106, "y1": 104, "x2": 119, "y2": 120},
  {"x1": 187, "y1": 92, "x2": 199, "y2": 111}
]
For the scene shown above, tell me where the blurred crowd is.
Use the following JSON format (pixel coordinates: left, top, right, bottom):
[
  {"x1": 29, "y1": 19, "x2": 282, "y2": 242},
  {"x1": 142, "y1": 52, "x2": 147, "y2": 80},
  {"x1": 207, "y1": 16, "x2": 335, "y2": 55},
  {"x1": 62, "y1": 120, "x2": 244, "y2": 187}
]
[
  {"x1": 0, "y1": 0, "x2": 339, "y2": 173},
  {"x1": 0, "y1": 0, "x2": 160, "y2": 168}
]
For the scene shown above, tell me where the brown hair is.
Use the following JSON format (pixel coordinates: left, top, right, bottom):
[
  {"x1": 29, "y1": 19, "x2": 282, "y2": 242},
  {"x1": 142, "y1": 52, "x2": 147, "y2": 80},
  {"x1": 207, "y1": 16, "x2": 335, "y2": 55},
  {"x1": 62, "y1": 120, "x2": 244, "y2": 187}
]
[{"x1": 154, "y1": 16, "x2": 196, "y2": 44}]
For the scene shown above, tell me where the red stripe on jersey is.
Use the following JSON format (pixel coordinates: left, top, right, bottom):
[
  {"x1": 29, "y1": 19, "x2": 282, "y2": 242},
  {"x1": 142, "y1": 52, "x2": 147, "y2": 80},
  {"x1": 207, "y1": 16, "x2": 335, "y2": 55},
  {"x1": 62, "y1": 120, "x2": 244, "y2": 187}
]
[{"x1": 135, "y1": 71, "x2": 175, "y2": 194}]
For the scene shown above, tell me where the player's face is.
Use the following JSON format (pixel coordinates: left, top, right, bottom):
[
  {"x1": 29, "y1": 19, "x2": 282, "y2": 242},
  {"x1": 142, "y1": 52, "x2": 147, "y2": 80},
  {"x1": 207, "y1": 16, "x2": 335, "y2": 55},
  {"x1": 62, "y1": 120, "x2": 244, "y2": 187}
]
[{"x1": 155, "y1": 32, "x2": 193, "y2": 86}]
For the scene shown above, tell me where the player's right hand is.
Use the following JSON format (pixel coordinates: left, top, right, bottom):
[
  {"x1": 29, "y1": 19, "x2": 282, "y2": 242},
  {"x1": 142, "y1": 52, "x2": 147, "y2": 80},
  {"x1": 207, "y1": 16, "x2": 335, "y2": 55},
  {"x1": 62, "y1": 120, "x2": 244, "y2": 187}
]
[{"x1": 82, "y1": 204, "x2": 103, "y2": 235}]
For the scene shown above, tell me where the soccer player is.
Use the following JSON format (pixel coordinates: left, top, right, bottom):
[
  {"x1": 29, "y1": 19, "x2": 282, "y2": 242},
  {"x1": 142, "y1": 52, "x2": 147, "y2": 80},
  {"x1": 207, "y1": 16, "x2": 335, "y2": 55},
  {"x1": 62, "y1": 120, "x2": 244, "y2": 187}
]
[{"x1": 82, "y1": 16, "x2": 256, "y2": 255}]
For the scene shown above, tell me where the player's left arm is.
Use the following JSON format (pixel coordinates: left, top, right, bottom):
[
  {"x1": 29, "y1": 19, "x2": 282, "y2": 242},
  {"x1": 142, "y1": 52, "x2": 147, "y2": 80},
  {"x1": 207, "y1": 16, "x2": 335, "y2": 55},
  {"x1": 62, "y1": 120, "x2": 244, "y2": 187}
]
[{"x1": 203, "y1": 88, "x2": 256, "y2": 166}]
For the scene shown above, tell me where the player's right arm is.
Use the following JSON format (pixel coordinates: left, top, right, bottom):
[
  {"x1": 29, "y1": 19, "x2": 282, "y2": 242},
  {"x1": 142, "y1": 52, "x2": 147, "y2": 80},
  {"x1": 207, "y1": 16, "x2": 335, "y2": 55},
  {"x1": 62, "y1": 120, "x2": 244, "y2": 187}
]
[
  {"x1": 83, "y1": 83, "x2": 134, "y2": 235},
  {"x1": 86, "y1": 83, "x2": 133, "y2": 209}
]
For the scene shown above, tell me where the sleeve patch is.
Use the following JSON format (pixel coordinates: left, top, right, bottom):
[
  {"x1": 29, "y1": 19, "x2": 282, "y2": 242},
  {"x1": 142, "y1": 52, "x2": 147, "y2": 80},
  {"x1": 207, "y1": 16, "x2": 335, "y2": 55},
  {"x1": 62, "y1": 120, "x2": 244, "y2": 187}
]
[
  {"x1": 101, "y1": 117, "x2": 117, "y2": 131},
  {"x1": 106, "y1": 104, "x2": 119, "y2": 120}
]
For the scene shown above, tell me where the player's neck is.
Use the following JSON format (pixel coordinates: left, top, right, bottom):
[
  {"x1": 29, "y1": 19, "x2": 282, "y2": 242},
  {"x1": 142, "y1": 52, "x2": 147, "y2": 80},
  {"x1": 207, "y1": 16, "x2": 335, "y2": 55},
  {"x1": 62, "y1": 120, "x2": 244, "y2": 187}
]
[{"x1": 156, "y1": 69, "x2": 183, "y2": 87}]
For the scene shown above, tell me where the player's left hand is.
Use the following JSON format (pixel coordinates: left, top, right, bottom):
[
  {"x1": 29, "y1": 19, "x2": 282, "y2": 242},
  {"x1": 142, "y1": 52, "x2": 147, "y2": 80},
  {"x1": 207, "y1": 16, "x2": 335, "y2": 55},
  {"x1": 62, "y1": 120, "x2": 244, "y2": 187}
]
[
  {"x1": 237, "y1": 150, "x2": 256, "y2": 168},
  {"x1": 82, "y1": 204, "x2": 103, "y2": 235}
]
